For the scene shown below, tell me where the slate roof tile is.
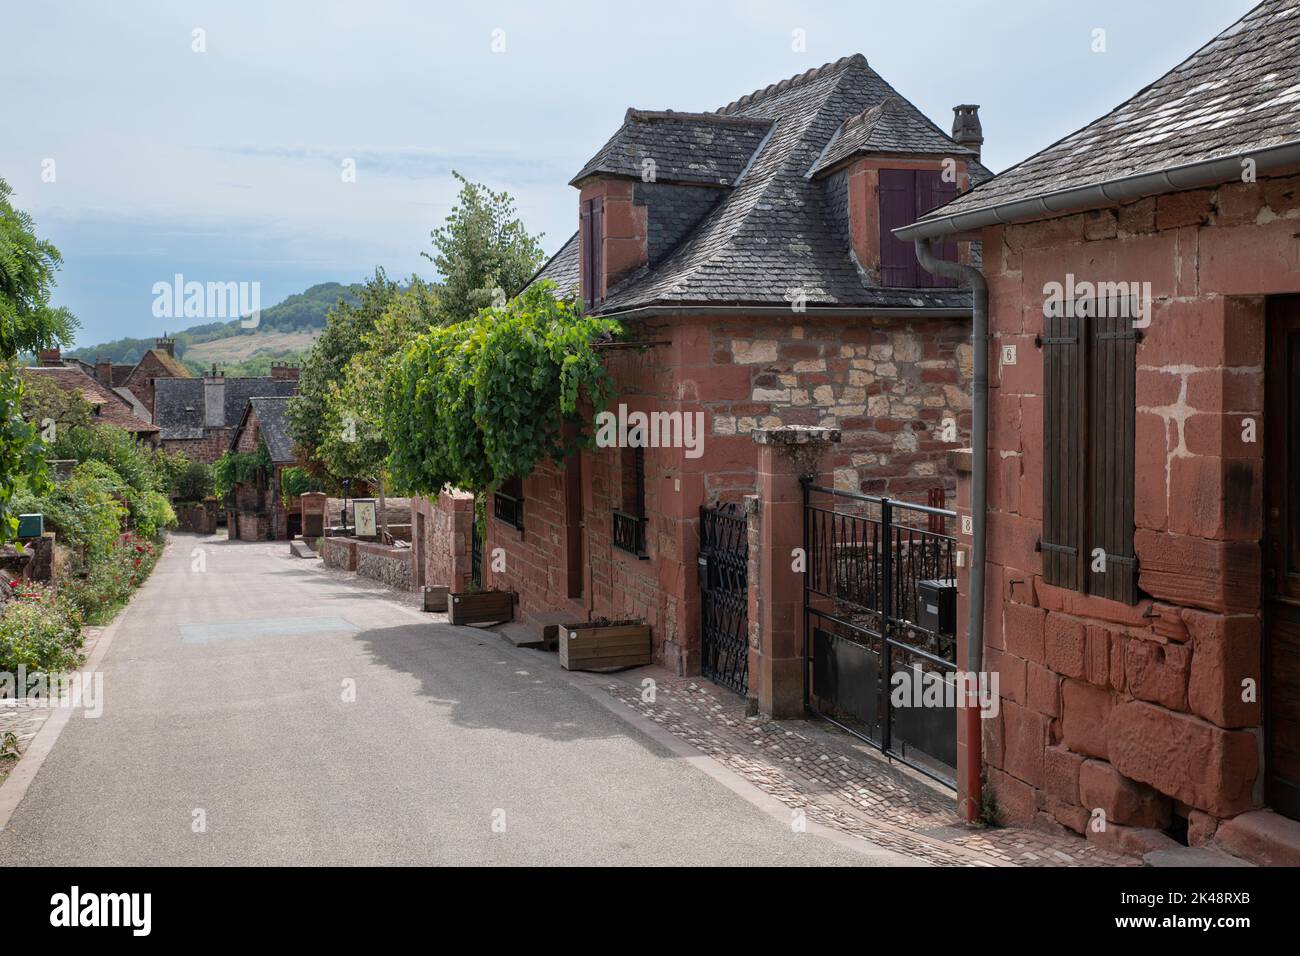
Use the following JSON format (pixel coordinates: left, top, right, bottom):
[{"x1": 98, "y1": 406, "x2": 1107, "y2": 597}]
[{"x1": 913, "y1": 0, "x2": 1300, "y2": 228}]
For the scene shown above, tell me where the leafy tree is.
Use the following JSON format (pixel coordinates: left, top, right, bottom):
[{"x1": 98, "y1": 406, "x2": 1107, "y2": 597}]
[
  {"x1": 173, "y1": 458, "x2": 215, "y2": 502},
  {"x1": 288, "y1": 269, "x2": 401, "y2": 464},
  {"x1": 384, "y1": 283, "x2": 619, "y2": 497},
  {"x1": 0, "y1": 176, "x2": 79, "y2": 543},
  {"x1": 19, "y1": 372, "x2": 94, "y2": 437},
  {"x1": 424, "y1": 171, "x2": 545, "y2": 324},
  {"x1": 320, "y1": 280, "x2": 439, "y2": 539}
]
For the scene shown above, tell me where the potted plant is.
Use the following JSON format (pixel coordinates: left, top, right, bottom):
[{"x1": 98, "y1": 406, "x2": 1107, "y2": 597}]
[
  {"x1": 448, "y1": 585, "x2": 514, "y2": 626},
  {"x1": 559, "y1": 618, "x2": 652, "y2": 671}
]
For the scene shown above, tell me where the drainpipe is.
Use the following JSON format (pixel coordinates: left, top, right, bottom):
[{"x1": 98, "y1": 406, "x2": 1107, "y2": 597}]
[{"x1": 914, "y1": 238, "x2": 987, "y2": 823}]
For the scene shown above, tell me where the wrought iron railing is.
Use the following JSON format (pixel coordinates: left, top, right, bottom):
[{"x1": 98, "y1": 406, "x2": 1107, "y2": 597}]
[
  {"x1": 612, "y1": 509, "x2": 647, "y2": 557},
  {"x1": 493, "y1": 490, "x2": 524, "y2": 531},
  {"x1": 801, "y1": 480, "x2": 959, "y2": 788},
  {"x1": 470, "y1": 515, "x2": 483, "y2": 589}
]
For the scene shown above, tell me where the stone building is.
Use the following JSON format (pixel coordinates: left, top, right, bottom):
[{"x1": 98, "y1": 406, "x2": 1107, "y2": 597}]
[
  {"x1": 227, "y1": 396, "x2": 297, "y2": 541},
  {"x1": 22, "y1": 351, "x2": 159, "y2": 444},
  {"x1": 154, "y1": 365, "x2": 299, "y2": 463},
  {"x1": 427, "y1": 55, "x2": 987, "y2": 680},
  {"x1": 898, "y1": 0, "x2": 1300, "y2": 861}
]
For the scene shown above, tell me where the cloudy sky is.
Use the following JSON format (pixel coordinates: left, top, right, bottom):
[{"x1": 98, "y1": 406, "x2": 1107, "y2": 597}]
[{"x1": 3, "y1": 0, "x2": 1255, "y2": 347}]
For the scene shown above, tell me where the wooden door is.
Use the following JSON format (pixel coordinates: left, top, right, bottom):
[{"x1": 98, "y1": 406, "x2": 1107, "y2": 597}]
[{"x1": 1265, "y1": 296, "x2": 1300, "y2": 820}]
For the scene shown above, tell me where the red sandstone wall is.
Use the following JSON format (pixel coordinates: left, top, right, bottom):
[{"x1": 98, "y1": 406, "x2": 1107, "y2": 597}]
[
  {"x1": 486, "y1": 311, "x2": 972, "y2": 674},
  {"x1": 969, "y1": 172, "x2": 1300, "y2": 847}
]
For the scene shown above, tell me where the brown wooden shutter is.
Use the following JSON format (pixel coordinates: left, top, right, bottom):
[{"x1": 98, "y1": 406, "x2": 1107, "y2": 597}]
[
  {"x1": 1086, "y1": 301, "x2": 1138, "y2": 604},
  {"x1": 1040, "y1": 300, "x2": 1085, "y2": 591}
]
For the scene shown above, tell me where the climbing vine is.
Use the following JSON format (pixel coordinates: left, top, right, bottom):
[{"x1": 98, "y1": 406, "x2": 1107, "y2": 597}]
[
  {"x1": 212, "y1": 441, "x2": 273, "y2": 500},
  {"x1": 383, "y1": 282, "x2": 621, "y2": 495}
]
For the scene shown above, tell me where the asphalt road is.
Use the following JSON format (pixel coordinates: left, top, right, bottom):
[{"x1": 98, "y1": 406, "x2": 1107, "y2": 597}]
[{"x1": 0, "y1": 534, "x2": 908, "y2": 866}]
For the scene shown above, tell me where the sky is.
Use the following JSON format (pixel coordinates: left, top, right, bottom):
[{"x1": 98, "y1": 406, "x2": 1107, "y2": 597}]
[{"x1": 2, "y1": 0, "x2": 1258, "y2": 348}]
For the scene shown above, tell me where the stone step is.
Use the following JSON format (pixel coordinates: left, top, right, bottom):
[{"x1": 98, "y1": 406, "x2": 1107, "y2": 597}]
[
  {"x1": 289, "y1": 540, "x2": 318, "y2": 559},
  {"x1": 1212, "y1": 810, "x2": 1300, "y2": 867},
  {"x1": 1143, "y1": 846, "x2": 1253, "y2": 867},
  {"x1": 497, "y1": 622, "x2": 545, "y2": 648}
]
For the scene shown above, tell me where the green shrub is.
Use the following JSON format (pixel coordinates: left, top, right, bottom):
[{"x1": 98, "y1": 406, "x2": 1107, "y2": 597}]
[
  {"x1": 0, "y1": 583, "x2": 84, "y2": 673},
  {"x1": 59, "y1": 537, "x2": 158, "y2": 622},
  {"x1": 173, "y1": 458, "x2": 214, "y2": 502}
]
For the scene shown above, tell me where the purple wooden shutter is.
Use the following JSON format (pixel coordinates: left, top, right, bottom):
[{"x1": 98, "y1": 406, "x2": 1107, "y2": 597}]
[
  {"x1": 878, "y1": 169, "x2": 917, "y2": 288},
  {"x1": 915, "y1": 170, "x2": 960, "y2": 288},
  {"x1": 580, "y1": 199, "x2": 592, "y2": 307},
  {"x1": 591, "y1": 197, "x2": 604, "y2": 304}
]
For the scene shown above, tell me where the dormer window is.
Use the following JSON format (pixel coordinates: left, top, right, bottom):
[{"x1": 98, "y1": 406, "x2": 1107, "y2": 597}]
[
  {"x1": 580, "y1": 196, "x2": 604, "y2": 309},
  {"x1": 879, "y1": 169, "x2": 959, "y2": 288}
]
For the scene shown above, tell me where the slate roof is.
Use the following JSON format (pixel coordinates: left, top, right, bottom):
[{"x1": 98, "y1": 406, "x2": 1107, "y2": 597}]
[
  {"x1": 810, "y1": 96, "x2": 977, "y2": 177},
  {"x1": 532, "y1": 54, "x2": 990, "y2": 315},
  {"x1": 232, "y1": 396, "x2": 295, "y2": 463},
  {"x1": 153, "y1": 376, "x2": 298, "y2": 441},
  {"x1": 572, "y1": 110, "x2": 774, "y2": 187},
  {"x1": 527, "y1": 231, "x2": 580, "y2": 300},
  {"x1": 19, "y1": 366, "x2": 158, "y2": 435},
  {"x1": 909, "y1": 0, "x2": 1300, "y2": 232}
]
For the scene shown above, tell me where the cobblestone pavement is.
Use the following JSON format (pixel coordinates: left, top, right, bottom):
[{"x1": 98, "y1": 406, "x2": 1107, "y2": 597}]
[
  {"x1": 0, "y1": 627, "x2": 104, "y2": 764},
  {"x1": 600, "y1": 673, "x2": 1140, "y2": 867}
]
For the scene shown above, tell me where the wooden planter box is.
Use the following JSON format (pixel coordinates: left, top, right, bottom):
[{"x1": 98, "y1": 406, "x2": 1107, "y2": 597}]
[
  {"x1": 422, "y1": 585, "x2": 449, "y2": 612},
  {"x1": 560, "y1": 623, "x2": 652, "y2": 671},
  {"x1": 448, "y1": 590, "x2": 513, "y2": 626}
]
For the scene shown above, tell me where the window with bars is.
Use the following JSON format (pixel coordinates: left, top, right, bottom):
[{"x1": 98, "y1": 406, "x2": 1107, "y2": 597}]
[
  {"x1": 1039, "y1": 297, "x2": 1139, "y2": 605},
  {"x1": 612, "y1": 446, "x2": 647, "y2": 557},
  {"x1": 580, "y1": 196, "x2": 604, "y2": 309},
  {"x1": 878, "y1": 168, "x2": 959, "y2": 288},
  {"x1": 494, "y1": 476, "x2": 524, "y2": 531}
]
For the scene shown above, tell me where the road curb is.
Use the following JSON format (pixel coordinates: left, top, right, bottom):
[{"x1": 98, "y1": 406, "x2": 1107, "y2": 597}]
[{"x1": 0, "y1": 538, "x2": 162, "y2": 831}]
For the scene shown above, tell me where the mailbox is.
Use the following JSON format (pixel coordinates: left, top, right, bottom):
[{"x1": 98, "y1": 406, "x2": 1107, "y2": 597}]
[
  {"x1": 915, "y1": 578, "x2": 956, "y2": 635},
  {"x1": 17, "y1": 514, "x2": 44, "y2": 539}
]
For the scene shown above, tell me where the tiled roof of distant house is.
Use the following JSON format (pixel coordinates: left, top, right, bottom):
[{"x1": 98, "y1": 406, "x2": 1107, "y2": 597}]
[
  {"x1": 905, "y1": 0, "x2": 1300, "y2": 236},
  {"x1": 19, "y1": 366, "x2": 158, "y2": 434},
  {"x1": 232, "y1": 396, "x2": 296, "y2": 463},
  {"x1": 530, "y1": 53, "x2": 991, "y2": 312},
  {"x1": 153, "y1": 376, "x2": 298, "y2": 441}
]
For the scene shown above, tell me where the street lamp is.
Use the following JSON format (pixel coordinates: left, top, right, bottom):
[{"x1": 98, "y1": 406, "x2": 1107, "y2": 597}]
[{"x1": 341, "y1": 478, "x2": 351, "y2": 534}]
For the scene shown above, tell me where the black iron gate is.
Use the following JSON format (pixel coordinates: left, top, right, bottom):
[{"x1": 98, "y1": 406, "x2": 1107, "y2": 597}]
[
  {"x1": 699, "y1": 503, "x2": 748, "y2": 696},
  {"x1": 802, "y1": 480, "x2": 958, "y2": 787}
]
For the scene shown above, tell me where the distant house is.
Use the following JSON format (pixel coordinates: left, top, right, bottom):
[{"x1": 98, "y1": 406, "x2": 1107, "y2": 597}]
[
  {"x1": 227, "y1": 396, "x2": 298, "y2": 541},
  {"x1": 154, "y1": 365, "x2": 299, "y2": 463},
  {"x1": 22, "y1": 350, "x2": 159, "y2": 444},
  {"x1": 897, "y1": 0, "x2": 1300, "y2": 856}
]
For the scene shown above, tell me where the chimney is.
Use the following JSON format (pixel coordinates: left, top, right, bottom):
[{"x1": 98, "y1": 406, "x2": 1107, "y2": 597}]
[
  {"x1": 95, "y1": 355, "x2": 113, "y2": 385},
  {"x1": 155, "y1": 337, "x2": 176, "y2": 357},
  {"x1": 37, "y1": 348, "x2": 62, "y2": 367},
  {"x1": 203, "y1": 372, "x2": 226, "y2": 428},
  {"x1": 270, "y1": 361, "x2": 300, "y2": 382},
  {"x1": 952, "y1": 105, "x2": 983, "y2": 162}
]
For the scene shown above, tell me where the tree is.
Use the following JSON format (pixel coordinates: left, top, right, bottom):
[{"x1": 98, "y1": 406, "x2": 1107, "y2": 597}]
[
  {"x1": 0, "y1": 177, "x2": 79, "y2": 543},
  {"x1": 424, "y1": 171, "x2": 545, "y2": 324},
  {"x1": 19, "y1": 373, "x2": 94, "y2": 437},
  {"x1": 384, "y1": 283, "x2": 620, "y2": 498},
  {"x1": 288, "y1": 268, "x2": 401, "y2": 465},
  {"x1": 320, "y1": 280, "x2": 439, "y2": 540}
]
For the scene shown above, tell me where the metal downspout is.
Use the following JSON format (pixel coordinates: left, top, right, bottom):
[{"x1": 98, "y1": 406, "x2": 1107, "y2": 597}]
[{"x1": 915, "y1": 238, "x2": 987, "y2": 823}]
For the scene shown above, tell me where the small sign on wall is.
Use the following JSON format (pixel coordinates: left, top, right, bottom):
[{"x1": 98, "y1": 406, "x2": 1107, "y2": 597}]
[{"x1": 354, "y1": 498, "x2": 377, "y2": 539}]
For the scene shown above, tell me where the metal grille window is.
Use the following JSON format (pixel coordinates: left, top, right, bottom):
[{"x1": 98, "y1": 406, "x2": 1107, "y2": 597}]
[
  {"x1": 1039, "y1": 297, "x2": 1139, "y2": 604},
  {"x1": 493, "y1": 476, "x2": 524, "y2": 531},
  {"x1": 613, "y1": 446, "x2": 647, "y2": 557}
]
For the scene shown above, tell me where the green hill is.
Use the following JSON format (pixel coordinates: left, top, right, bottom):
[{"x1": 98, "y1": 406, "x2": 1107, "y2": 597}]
[{"x1": 67, "y1": 282, "x2": 361, "y2": 374}]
